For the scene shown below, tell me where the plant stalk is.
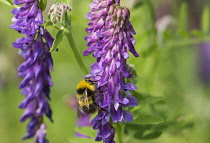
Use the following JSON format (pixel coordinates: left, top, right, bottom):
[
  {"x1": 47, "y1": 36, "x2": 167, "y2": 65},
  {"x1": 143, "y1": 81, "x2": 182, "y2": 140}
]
[
  {"x1": 65, "y1": 29, "x2": 89, "y2": 75},
  {"x1": 144, "y1": 0, "x2": 157, "y2": 44},
  {"x1": 116, "y1": 122, "x2": 124, "y2": 143}
]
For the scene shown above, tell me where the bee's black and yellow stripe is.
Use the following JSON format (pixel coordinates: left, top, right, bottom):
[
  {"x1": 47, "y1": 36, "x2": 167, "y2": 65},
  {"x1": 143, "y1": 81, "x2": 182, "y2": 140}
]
[{"x1": 76, "y1": 78, "x2": 97, "y2": 116}]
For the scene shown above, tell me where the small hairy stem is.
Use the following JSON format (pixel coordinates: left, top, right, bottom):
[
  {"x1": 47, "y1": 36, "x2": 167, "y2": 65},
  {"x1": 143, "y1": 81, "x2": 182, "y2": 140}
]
[
  {"x1": 64, "y1": 29, "x2": 89, "y2": 75},
  {"x1": 116, "y1": 122, "x2": 124, "y2": 143}
]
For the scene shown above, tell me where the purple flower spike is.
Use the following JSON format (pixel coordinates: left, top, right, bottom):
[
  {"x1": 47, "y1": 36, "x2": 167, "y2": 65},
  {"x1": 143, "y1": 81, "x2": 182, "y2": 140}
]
[
  {"x1": 84, "y1": 0, "x2": 139, "y2": 142},
  {"x1": 11, "y1": 0, "x2": 54, "y2": 142}
]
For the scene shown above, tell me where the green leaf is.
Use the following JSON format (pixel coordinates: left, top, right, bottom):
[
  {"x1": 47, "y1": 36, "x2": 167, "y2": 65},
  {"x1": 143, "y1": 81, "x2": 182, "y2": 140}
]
[
  {"x1": 132, "y1": 91, "x2": 165, "y2": 105},
  {"x1": 202, "y1": 5, "x2": 210, "y2": 33},
  {"x1": 0, "y1": 0, "x2": 13, "y2": 7},
  {"x1": 133, "y1": 1, "x2": 143, "y2": 9},
  {"x1": 44, "y1": 21, "x2": 54, "y2": 29},
  {"x1": 141, "y1": 44, "x2": 157, "y2": 57},
  {"x1": 141, "y1": 130, "x2": 162, "y2": 139},
  {"x1": 39, "y1": 0, "x2": 47, "y2": 11},
  {"x1": 191, "y1": 30, "x2": 203, "y2": 37},
  {"x1": 130, "y1": 114, "x2": 164, "y2": 125},
  {"x1": 50, "y1": 30, "x2": 64, "y2": 52},
  {"x1": 140, "y1": 96, "x2": 165, "y2": 105},
  {"x1": 69, "y1": 137, "x2": 98, "y2": 143},
  {"x1": 55, "y1": 0, "x2": 68, "y2": 4},
  {"x1": 125, "y1": 124, "x2": 164, "y2": 140},
  {"x1": 135, "y1": 130, "x2": 162, "y2": 139},
  {"x1": 74, "y1": 126, "x2": 97, "y2": 138},
  {"x1": 178, "y1": 2, "x2": 188, "y2": 32}
]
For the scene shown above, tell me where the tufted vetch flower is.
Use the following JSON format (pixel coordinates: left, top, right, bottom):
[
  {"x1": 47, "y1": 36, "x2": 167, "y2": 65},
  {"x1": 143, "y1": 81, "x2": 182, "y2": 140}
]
[
  {"x1": 84, "y1": 0, "x2": 139, "y2": 142},
  {"x1": 11, "y1": 0, "x2": 54, "y2": 142}
]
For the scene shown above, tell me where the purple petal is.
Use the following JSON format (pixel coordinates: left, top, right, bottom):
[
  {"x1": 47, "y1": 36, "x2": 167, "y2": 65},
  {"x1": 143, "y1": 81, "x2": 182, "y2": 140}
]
[
  {"x1": 123, "y1": 95, "x2": 138, "y2": 107},
  {"x1": 122, "y1": 83, "x2": 137, "y2": 90},
  {"x1": 123, "y1": 110, "x2": 133, "y2": 122}
]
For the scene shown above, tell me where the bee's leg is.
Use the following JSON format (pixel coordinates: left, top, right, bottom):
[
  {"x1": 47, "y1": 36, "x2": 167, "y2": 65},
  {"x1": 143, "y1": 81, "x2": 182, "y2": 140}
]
[
  {"x1": 94, "y1": 103, "x2": 106, "y2": 111},
  {"x1": 77, "y1": 108, "x2": 82, "y2": 118},
  {"x1": 77, "y1": 107, "x2": 85, "y2": 118},
  {"x1": 100, "y1": 108, "x2": 106, "y2": 111}
]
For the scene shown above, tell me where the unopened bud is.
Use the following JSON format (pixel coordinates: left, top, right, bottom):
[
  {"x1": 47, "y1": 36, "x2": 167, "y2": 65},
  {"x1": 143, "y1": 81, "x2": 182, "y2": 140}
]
[{"x1": 48, "y1": 2, "x2": 72, "y2": 24}]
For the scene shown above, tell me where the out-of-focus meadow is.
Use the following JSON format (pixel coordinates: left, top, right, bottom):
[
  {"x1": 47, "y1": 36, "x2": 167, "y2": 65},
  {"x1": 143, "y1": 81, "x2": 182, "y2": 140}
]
[{"x1": 0, "y1": 0, "x2": 210, "y2": 143}]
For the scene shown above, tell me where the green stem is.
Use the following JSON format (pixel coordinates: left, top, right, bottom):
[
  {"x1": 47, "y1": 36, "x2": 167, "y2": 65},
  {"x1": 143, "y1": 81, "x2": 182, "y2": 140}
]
[
  {"x1": 0, "y1": 0, "x2": 19, "y2": 8},
  {"x1": 144, "y1": 0, "x2": 157, "y2": 44},
  {"x1": 116, "y1": 122, "x2": 124, "y2": 143},
  {"x1": 64, "y1": 28, "x2": 89, "y2": 75}
]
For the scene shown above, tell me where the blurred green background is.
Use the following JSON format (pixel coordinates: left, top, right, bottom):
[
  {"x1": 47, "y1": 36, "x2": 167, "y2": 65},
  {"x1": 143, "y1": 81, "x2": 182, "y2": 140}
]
[{"x1": 1, "y1": 0, "x2": 210, "y2": 143}]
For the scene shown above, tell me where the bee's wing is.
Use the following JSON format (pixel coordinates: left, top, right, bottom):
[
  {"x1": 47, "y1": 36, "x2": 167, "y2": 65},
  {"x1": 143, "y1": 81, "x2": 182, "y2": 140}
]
[
  {"x1": 77, "y1": 105, "x2": 84, "y2": 118},
  {"x1": 77, "y1": 108, "x2": 82, "y2": 118},
  {"x1": 84, "y1": 89, "x2": 90, "y2": 108},
  {"x1": 84, "y1": 88, "x2": 88, "y2": 97},
  {"x1": 76, "y1": 89, "x2": 89, "y2": 118}
]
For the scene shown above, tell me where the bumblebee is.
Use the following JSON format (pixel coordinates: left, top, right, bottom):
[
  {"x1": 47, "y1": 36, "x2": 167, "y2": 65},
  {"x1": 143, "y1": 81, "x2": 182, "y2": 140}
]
[{"x1": 76, "y1": 78, "x2": 98, "y2": 117}]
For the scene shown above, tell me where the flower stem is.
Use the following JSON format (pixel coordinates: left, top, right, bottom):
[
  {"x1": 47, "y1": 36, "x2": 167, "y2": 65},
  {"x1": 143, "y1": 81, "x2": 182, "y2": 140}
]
[
  {"x1": 116, "y1": 122, "x2": 124, "y2": 143},
  {"x1": 64, "y1": 28, "x2": 89, "y2": 75},
  {"x1": 144, "y1": 0, "x2": 157, "y2": 46}
]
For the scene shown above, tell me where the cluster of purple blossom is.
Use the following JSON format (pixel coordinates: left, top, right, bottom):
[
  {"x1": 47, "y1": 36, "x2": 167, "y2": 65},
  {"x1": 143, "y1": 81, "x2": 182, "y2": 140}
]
[
  {"x1": 84, "y1": 0, "x2": 138, "y2": 142},
  {"x1": 11, "y1": 0, "x2": 53, "y2": 142},
  {"x1": 11, "y1": 0, "x2": 138, "y2": 143}
]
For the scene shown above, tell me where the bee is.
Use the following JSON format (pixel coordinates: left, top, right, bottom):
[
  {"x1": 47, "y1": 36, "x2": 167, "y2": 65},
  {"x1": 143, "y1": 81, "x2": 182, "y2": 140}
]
[{"x1": 76, "y1": 78, "x2": 98, "y2": 117}]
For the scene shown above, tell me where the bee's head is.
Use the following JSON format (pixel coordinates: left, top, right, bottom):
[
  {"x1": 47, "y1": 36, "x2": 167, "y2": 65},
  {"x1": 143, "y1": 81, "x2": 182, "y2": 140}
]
[{"x1": 85, "y1": 78, "x2": 92, "y2": 83}]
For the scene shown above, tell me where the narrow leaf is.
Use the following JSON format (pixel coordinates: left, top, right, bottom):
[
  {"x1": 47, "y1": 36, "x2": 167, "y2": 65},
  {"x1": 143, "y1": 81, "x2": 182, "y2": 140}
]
[
  {"x1": 44, "y1": 21, "x2": 54, "y2": 29},
  {"x1": 130, "y1": 114, "x2": 164, "y2": 125},
  {"x1": 50, "y1": 30, "x2": 64, "y2": 52},
  {"x1": 178, "y1": 2, "x2": 188, "y2": 32},
  {"x1": 140, "y1": 96, "x2": 165, "y2": 105},
  {"x1": 39, "y1": 0, "x2": 47, "y2": 11},
  {"x1": 125, "y1": 124, "x2": 164, "y2": 140},
  {"x1": 135, "y1": 130, "x2": 162, "y2": 139},
  {"x1": 55, "y1": 0, "x2": 68, "y2": 4},
  {"x1": 0, "y1": 0, "x2": 13, "y2": 7},
  {"x1": 132, "y1": 91, "x2": 164, "y2": 105}
]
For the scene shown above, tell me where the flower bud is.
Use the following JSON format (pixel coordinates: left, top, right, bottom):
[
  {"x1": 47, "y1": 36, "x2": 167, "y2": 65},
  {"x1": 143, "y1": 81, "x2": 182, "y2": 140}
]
[{"x1": 48, "y1": 2, "x2": 72, "y2": 24}]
